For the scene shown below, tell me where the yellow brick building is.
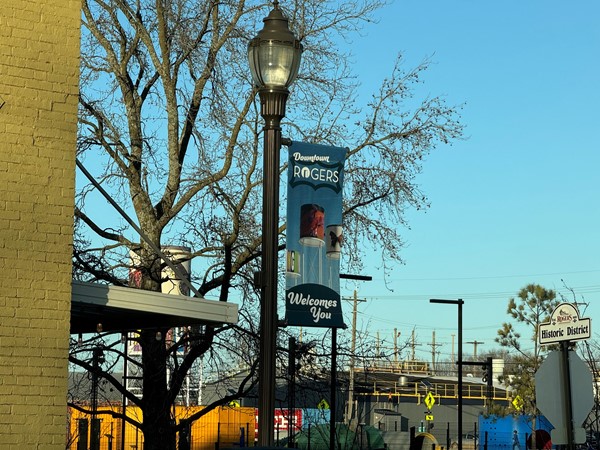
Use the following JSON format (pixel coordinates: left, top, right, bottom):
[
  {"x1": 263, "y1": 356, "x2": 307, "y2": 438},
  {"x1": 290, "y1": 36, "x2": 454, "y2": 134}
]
[{"x1": 0, "y1": 1, "x2": 80, "y2": 448}]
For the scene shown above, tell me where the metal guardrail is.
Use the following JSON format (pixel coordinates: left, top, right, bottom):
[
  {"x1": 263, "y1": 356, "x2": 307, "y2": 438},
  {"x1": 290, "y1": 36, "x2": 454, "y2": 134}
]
[{"x1": 357, "y1": 381, "x2": 511, "y2": 402}]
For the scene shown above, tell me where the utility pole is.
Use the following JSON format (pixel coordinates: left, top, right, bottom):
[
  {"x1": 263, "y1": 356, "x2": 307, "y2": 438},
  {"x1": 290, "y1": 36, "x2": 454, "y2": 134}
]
[
  {"x1": 428, "y1": 331, "x2": 443, "y2": 373},
  {"x1": 339, "y1": 274, "x2": 371, "y2": 449},
  {"x1": 345, "y1": 290, "x2": 367, "y2": 425},
  {"x1": 394, "y1": 328, "x2": 401, "y2": 367},
  {"x1": 347, "y1": 290, "x2": 358, "y2": 425},
  {"x1": 410, "y1": 329, "x2": 421, "y2": 361},
  {"x1": 466, "y1": 340, "x2": 484, "y2": 359}
]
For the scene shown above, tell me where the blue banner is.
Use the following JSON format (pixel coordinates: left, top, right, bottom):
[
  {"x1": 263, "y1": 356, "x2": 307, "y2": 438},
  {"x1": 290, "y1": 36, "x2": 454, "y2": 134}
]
[{"x1": 285, "y1": 142, "x2": 346, "y2": 328}]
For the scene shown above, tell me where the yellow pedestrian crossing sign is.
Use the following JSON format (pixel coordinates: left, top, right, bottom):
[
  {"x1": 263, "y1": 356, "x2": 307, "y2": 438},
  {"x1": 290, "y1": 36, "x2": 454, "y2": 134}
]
[
  {"x1": 512, "y1": 395, "x2": 524, "y2": 411},
  {"x1": 424, "y1": 392, "x2": 435, "y2": 410},
  {"x1": 228, "y1": 400, "x2": 240, "y2": 408},
  {"x1": 318, "y1": 399, "x2": 330, "y2": 410}
]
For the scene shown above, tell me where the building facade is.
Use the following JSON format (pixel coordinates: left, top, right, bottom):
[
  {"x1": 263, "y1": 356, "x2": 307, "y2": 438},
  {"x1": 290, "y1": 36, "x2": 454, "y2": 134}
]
[{"x1": 0, "y1": 1, "x2": 80, "y2": 448}]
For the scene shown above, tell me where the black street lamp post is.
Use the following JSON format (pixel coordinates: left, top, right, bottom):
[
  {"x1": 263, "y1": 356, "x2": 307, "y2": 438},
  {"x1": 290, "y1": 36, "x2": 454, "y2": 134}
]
[
  {"x1": 248, "y1": 2, "x2": 302, "y2": 446},
  {"x1": 430, "y1": 299, "x2": 464, "y2": 450}
]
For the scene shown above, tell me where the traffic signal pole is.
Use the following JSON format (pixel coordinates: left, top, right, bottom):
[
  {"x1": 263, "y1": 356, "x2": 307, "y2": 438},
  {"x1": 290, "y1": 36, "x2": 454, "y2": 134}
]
[{"x1": 462, "y1": 357, "x2": 494, "y2": 413}]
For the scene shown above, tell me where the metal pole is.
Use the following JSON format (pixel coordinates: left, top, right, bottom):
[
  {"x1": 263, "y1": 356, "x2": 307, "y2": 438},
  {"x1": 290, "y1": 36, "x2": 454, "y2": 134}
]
[
  {"x1": 257, "y1": 88, "x2": 288, "y2": 447},
  {"x1": 92, "y1": 349, "x2": 99, "y2": 420},
  {"x1": 486, "y1": 357, "x2": 493, "y2": 414},
  {"x1": 430, "y1": 299, "x2": 464, "y2": 450},
  {"x1": 458, "y1": 300, "x2": 463, "y2": 450},
  {"x1": 289, "y1": 337, "x2": 296, "y2": 448},
  {"x1": 330, "y1": 328, "x2": 338, "y2": 450},
  {"x1": 121, "y1": 336, "x2": 128, "y2": 450},
  {"x1": 91, "y1": 347, "x2": 102, "y2": 450},
  {"x1": 561, "y1": 341, "x2": 575, "y2": 450}
]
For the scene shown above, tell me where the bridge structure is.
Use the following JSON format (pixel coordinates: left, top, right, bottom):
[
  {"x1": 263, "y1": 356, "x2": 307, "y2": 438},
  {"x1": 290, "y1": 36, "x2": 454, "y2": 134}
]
[{"x1": 348, "y1": 359, "x2": 511, "y2": 406}]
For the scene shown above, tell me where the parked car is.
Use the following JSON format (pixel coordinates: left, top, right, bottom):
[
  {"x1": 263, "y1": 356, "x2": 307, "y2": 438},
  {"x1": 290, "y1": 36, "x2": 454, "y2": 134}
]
[
  {"x1": 463, "y1": 432, "x2": 478, "y2": 441},
  {"x1": 451, "y1": 432, "x2": 478, "y2": 450}
]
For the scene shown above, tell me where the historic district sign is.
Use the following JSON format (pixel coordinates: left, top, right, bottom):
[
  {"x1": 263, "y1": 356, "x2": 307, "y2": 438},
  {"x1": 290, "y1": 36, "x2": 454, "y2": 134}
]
[
  {"x1": 538, "y1": 302, "x2": 591, "y2": 345},
  {"x1": 535, "y1": 302, "x2": 593, "y2": 445}
]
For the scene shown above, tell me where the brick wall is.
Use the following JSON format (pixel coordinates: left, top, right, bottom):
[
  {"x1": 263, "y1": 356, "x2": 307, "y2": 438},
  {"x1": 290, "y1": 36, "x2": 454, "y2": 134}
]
[{"x1": 0, "y1": 1, "x2": 80, "y2": 448}]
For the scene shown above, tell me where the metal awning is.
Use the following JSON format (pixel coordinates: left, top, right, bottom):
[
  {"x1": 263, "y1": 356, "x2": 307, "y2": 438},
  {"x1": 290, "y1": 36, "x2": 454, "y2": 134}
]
[{"x1": 70, "y1": 281, "x2": 238, "y2": 334}]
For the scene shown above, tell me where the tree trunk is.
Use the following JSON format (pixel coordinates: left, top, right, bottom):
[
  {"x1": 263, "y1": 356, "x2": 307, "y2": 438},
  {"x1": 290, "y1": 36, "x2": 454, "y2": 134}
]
[
  {"x1": 141, "y1": 327, "x2": 176, "y2": 450},
  {"x1": 138, "y1": 240, "x2": 176, "y2": 450}
]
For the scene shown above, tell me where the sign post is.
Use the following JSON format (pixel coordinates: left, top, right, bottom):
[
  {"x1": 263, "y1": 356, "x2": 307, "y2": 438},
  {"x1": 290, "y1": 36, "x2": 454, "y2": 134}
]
[
  {"x1": 535, "y1": 303, "x2": 593, "y2": 450},
  {"x1": 424, "y1": 392, "x2": 435, "y2": 426}
]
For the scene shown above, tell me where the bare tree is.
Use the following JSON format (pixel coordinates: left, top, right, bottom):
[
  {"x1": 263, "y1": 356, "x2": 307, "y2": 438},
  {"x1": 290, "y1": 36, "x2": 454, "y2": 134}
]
[{"x1": 72, "y1": 0, "x2": 465, "y2": 448}]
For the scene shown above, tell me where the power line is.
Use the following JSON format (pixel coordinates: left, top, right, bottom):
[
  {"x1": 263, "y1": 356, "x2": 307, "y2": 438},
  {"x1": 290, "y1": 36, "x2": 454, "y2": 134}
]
[
  {"x1": 369, "y1": 269, "x2": 600, "y2": 282},
  {"x1": 363, "y1": 284, "x2": 600, "y2": 302}
]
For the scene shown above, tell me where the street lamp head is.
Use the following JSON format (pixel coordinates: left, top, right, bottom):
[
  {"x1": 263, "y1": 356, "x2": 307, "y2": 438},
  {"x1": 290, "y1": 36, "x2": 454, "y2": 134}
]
[{"x1": 248, "y1": 2, "x2": 303, "y2": 91}]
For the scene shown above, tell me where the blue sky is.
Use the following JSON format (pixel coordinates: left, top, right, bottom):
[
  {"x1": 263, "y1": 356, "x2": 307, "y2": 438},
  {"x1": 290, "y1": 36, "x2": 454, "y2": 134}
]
[{"x1": 338, "y1": 0, "x2": 600, "y2": 361}]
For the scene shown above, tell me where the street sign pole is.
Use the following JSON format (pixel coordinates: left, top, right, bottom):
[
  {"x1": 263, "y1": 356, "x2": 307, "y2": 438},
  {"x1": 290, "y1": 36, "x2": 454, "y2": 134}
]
[
  {"x1": 536, "y1": 348, "x2": 593, "y2": 446},
  {"x1": 560, "y1": 341, "x2": 575, "y2": 450}
]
